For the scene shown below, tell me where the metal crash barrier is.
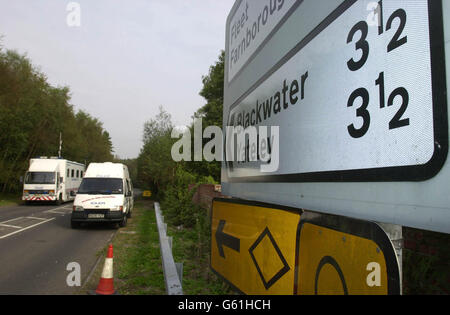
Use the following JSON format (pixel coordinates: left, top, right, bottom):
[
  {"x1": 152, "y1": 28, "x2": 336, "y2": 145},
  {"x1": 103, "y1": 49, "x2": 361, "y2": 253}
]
[{"x1": 154, "y1": 202, "x2": 183, "y2": 295}]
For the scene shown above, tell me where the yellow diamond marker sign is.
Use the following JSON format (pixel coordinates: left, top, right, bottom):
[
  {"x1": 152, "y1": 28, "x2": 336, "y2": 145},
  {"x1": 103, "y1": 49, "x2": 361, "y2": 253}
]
[{"x1": 211, "y1": 199, "x2": 301, "y2": 295}]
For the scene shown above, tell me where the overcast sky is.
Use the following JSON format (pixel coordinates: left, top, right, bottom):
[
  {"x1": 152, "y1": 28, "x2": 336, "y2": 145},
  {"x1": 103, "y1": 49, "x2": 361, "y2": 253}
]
[{"x1": 0, "y1": 0, "x2": 235, "y2": 159}]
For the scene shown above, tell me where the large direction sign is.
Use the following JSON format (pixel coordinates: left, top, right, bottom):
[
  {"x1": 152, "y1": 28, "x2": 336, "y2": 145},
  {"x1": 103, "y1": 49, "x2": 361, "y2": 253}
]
[
  {"x1": 227, "y1": 0, "x2": 302, "y2": 83},
  {"x1": 222, "y1": 0, "x2": 450, "y2": 233},
  {"x1": 211, "y1": 199, "x2": 401, "y2": 295},
  {"x1": 225, "y1": 0, "x2": 447, "y2": 181}
]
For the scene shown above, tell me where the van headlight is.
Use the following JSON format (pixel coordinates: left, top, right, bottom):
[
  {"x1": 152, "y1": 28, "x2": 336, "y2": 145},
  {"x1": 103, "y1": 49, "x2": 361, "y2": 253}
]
[
  {"x1": 110, "y1": 206, "x2": 123, "y2": 212},
  {"x1": 23, "y1": 190, "x2": 29, "y2": 196},
  {"x1": 73, "y1": 205, "x2": 84, "y2": 212}
]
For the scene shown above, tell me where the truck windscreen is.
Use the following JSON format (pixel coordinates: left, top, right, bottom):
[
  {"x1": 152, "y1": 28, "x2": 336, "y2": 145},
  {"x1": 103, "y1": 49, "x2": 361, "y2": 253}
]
[
  {"x1": 78, "y1": 178, "x2": 123, "y2": 195},
  {"x1": 25, "y1": 172, "x2": 55, "y2": 184}
]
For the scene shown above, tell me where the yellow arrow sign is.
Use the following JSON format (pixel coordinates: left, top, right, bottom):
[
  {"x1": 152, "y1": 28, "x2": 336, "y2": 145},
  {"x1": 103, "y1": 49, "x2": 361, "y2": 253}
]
[
  {"x1": 211, "y1": 199, "x2": 301, "y2": 295},
  {"x1": 211, "y1": 199, "x2": 401, "y2": 295}
]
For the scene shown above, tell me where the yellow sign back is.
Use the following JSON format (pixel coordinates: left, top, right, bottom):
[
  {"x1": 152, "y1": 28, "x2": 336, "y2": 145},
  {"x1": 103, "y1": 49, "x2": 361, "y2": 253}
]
[
  {"x1": 211, "y1": 199, "x2": 401, "y2": 295},
  {"x1": 297, "y1": 223, "x2": 389, "y2": 295},
  {"x1": 211, "y1": 199, "x2": 301, "y2": 294}
]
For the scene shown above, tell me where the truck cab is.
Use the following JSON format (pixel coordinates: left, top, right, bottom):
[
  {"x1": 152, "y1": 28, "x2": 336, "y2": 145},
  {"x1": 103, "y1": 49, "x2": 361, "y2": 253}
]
[{"x1": 23, "y1": 157, "x2": 85, "y2": 204}]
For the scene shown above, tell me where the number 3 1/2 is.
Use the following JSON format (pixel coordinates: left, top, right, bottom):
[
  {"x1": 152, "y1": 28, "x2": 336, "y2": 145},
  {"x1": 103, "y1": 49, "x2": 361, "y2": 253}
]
[
  {"x1": 347, "y1": 6, "x2": 408, "y2": 72},
  {"x1": 346, "y1": 5, "x2": 409, "y2": 139}
]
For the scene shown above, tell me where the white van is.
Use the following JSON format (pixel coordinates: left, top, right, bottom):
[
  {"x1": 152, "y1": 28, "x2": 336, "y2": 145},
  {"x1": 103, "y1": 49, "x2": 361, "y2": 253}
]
[
  {"x1": 23, "y1": 157, "x2": 85, "y2": 204},
  {"x1": 71, "y1": 162, "x2": 134, "y2": 229}
]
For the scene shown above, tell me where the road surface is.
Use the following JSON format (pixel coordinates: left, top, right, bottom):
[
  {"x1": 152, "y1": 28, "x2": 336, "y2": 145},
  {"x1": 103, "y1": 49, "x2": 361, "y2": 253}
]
[{"x1": 0, "y1": 202, "x2": 116, "y2": 294}]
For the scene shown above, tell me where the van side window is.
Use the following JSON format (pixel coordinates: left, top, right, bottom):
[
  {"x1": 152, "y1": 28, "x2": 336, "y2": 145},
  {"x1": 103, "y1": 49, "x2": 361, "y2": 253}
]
[
  {"x1": 80, "y1": 171, "x2": 83, "y2": 177},
  {"x1": 126, "y1": 180, "x2": 130, "y2": 195},
  {"x1": 67, "y1": 169, "x2": 70, "y2": 177},
  {"x1": 71, "y1": 169, "x2": 74, "y2": 177},
  {"x1": 76, "y1": 170, "x2": 79, "y2": 178}
]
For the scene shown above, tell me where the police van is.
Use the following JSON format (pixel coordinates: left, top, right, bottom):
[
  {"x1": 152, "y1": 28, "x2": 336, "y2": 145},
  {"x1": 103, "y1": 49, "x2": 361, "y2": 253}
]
[
  {"x1": 71, "y1": 162, "x2": 134, "y2": 229},
  {"x1": 23, "y1": 157, "x2": 85, "y2": 204}
]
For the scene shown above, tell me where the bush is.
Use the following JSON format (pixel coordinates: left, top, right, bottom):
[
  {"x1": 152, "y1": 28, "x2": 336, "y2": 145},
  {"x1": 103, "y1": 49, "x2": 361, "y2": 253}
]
[{"x1": 162, "y1": 166, "x2": 201, "y2": 228}]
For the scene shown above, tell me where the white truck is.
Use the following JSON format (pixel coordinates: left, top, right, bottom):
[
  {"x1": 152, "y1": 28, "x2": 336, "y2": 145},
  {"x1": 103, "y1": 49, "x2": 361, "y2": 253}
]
[
  {"x1": 71, "y1": 162, "x2": 134, "y2": 228},
  {"x1": 22, "y1": 157, "x2": 85, "y2": 204}
]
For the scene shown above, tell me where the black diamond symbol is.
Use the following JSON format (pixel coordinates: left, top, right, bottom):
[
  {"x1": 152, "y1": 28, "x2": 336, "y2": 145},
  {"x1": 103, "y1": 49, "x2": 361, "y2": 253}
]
[{"x1": 249, "y1": 227, "x2": 290, "y2": 290}]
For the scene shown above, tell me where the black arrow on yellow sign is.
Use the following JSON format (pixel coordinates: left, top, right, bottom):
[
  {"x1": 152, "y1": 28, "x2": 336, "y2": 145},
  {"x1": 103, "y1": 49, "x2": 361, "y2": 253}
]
[{"x1": 216, "y1": 220, "x2": 240, "y2": 258}]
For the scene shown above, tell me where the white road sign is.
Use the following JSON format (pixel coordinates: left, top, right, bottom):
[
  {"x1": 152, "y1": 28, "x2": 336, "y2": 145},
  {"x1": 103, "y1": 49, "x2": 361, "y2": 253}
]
[
  {"x1": 225, "y1": 0, "x2": 447, "y2": 182},
  {"x1": 227, "y1": 0, "x2": 301, "y2": 83},
  {"x1": 222, "y1": 0, "x2": 450, "y2": 233}
]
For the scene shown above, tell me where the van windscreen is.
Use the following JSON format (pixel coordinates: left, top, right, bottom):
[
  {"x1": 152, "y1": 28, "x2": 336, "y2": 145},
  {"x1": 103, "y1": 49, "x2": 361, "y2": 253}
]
[{"x1": 78, "y1": 178, "x2": 123, "y2": 195}]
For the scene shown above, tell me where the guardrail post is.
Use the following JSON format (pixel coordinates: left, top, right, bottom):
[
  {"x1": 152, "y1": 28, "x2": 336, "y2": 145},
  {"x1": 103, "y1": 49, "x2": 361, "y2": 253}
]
[
  {"x1": 154, "y1": 202, "x2": 183, "y2": 295},
  {"x1": 175, "y1": 262, "x2": 183, "y2": 284}
]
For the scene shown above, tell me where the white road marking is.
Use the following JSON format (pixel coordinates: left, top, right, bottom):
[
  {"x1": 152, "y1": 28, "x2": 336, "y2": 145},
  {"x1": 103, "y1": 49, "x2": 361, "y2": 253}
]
[
  {"x1": 44, "y1": 210, "x2": 68, "y2": 214},
  {"x1": 0, "y1": 218, "x2": 55, "y2": 240},
  {"x1": 0, "y1": 223, "x2": 22, "y2": 229},
  {"x1": 53, "y1": 205, "x2": 72, "y2": 210},
  {"x1": 0, "y1": 204, "x2": 73, "y2": 240},
  {"x1": 44, "y1": 205, "x2": 72, "y2": 215},
  {"x1": 25, "y1": 216, "x2": 48, "y2": 221},
  {"x1": 0, "y1": 217, "x2": 24, "y2": 224}
]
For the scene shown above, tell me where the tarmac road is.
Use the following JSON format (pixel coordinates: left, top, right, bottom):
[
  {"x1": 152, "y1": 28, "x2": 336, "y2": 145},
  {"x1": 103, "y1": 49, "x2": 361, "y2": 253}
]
[{"x1": 0, "y1": 202, "x2": 116, "y2": 294}]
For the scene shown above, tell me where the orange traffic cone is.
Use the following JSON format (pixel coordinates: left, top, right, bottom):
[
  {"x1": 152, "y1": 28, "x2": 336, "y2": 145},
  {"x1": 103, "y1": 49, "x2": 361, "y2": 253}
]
[{"x1": 95, "y1": 244, "x2": 116, "y2": 295}]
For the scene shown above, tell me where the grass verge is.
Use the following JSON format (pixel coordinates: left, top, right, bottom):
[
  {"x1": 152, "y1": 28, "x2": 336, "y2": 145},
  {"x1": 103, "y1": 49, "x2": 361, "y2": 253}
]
[
  {"x1": 0, "y1": 193, "x2": 21, "y2": 207},
  {"x1": 81, "y1": 199, "x2": 165, "y2": 295},
  {"x1": 166, "y1": 209, "x2": 234, "y2": 295},
  {"x1": 81, "y1": 198, "x2": 232, "y2": 295}
]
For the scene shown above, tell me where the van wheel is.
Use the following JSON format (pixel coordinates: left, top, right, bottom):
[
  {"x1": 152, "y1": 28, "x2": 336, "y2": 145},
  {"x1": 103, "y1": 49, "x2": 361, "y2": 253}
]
[
  {"x1": 119, "y1": 215, "x2": 127, "y2": 228},
  {"x1": 126, "y1": 210, "x2": 132, "y2": 218}
]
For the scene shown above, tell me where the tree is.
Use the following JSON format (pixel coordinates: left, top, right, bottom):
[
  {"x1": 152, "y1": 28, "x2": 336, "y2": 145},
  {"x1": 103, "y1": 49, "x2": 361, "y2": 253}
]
[
  {"x1": 185, "y1": 51, "x2": 225, "y2": 182},
  {"x1": 0, "y1": 44, "x2": 114, "y2": 193},
  {"x1": 196, "y1": 50, "x2": 224, "y2": 128},
  {"x1": 137, "y1": 106, "x2": 177, "y2": 197}
]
